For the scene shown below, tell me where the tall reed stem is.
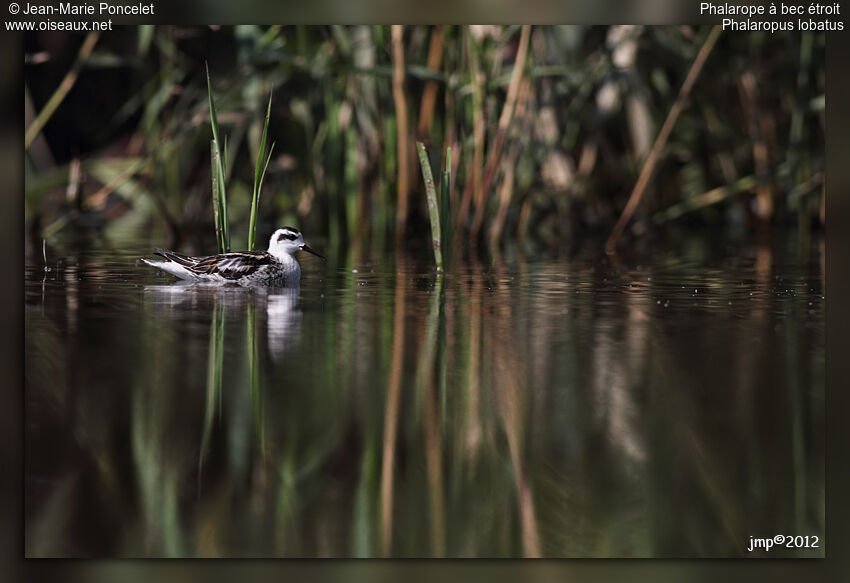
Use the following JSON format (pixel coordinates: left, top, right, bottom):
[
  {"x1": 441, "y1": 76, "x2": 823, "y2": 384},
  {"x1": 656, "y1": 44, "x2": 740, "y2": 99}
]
[
  {"x1": 606, "y1": 25, "x2": 722, "y2": 254},
  {"x1": 392, "y1": 26, "x2": 410, "y2": 239},
  {"x1": 472, "y1": 24, "x2": 532, "y2": 240}
]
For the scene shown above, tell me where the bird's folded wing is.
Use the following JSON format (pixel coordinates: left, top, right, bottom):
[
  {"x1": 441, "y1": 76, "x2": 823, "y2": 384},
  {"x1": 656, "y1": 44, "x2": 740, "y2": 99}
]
[{"x1": 193, "y1": 252, "x2": 272, "y2": 279}]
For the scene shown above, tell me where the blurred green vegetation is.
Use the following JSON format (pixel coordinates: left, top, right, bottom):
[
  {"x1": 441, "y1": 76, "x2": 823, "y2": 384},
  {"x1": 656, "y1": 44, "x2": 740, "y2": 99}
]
[{"x1": 24, "y1": 26, "x2": 824, "y2": 257}]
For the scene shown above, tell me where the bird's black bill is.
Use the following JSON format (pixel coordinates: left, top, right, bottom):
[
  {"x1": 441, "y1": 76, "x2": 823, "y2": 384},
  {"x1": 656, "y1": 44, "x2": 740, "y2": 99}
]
[{"x1": 300, "y1": 244, "x2": 326, "y2": 260}]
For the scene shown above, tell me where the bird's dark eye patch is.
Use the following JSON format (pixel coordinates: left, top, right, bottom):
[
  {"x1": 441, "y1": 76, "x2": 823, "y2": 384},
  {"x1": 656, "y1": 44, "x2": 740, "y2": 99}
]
[{"x1": 277, "y1": 231, "x2": 298, "y2": 242}]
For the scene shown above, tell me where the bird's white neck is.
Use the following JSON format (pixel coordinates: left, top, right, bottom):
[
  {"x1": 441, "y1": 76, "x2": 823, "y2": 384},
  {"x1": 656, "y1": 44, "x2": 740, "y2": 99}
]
[
  {"x1": 269, "y1": 249, "x2": 301, "y2": 279},
  {"x1": 270, "y1": 249, "x2": 296, "y2": 265}
]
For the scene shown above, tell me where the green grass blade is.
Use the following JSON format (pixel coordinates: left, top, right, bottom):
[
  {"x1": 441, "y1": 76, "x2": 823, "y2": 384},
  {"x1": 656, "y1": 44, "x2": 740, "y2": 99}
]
[
  {"x1": 210, "y1": 141, "x2": 225, "y2": 253},
  {"x1": 205, "y1": 63, "x2": 221, "y2": 151},
  {"x1": 206, "y1": 64, "x2": 230, "y2": 252},
  {"x1": 221, "y1": 136, "x2": 230, "y2": 250},
  {"x1": 249, "y1": 93, "x2": 273, "y2": 250},
  {"x1": 440, "y1": 147, "x2": 452, "y2": 262},
  {"x1": 258, "y1": 143, "x2": 275, "y2": 215},
  {"x1": 416, "y1": 142, "x2": 443, "y2": 271},
  {"x1": 222, "y1": 135, "x2": 229, "y2": 184}
]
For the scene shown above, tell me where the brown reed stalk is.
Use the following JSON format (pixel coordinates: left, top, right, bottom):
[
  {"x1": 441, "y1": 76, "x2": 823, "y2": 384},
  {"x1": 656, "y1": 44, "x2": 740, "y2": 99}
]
[
  {"x1": 489, "y1": 77, "x2": 532, "y2": 246},
  {"x1": 25, "y1": 32, "x2": 100, "y2": 149},
  {"x1": 471, "y1": 25, "x2": 532, "y2": 241},
  {"x1": 417, "y1": 26, "x2": 445, "y2": 138},
  {"x1": 738, "y1": 70, "x2": 773, "y2": 223},
  {"x1": 605, "y1": 25, "x2": 722, "y2": 254},
  {"x1": 489, "y1": 144, "x2": 520, "y2": 247},
  {"x1": 391, "y1": 26, "x2": 410, "y2": 239}
]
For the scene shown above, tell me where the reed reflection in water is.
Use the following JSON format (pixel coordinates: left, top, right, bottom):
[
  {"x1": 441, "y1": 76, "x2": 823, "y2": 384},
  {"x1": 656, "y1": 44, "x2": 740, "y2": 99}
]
[{"x1": 24, "y1": 239, "x2": 824, "y2": 557}]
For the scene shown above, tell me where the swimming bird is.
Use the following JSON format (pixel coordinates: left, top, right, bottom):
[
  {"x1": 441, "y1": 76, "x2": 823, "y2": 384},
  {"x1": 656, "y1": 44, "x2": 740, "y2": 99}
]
[{"x1": 141, "y1": 227, "x2": 324, "y2": 286}]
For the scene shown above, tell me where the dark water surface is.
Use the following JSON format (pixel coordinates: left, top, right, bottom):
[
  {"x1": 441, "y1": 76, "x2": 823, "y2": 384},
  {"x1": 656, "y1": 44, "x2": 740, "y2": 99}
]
[{"x1": 24, "y1": 235, "x2": 824, "y2": 557}]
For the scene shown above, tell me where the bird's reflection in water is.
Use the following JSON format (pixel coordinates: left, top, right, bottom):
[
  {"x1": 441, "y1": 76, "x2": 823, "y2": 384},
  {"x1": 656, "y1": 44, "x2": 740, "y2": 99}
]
[
  {"x1": 141, "y1": 282, "x2": 304, "y2": 482},
  {"x1": 265, "y1": 287, "x2": 301, "y2": 361},
  {"x1": 142, "y1": 282, "x2": 302, "y2": 362}
]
